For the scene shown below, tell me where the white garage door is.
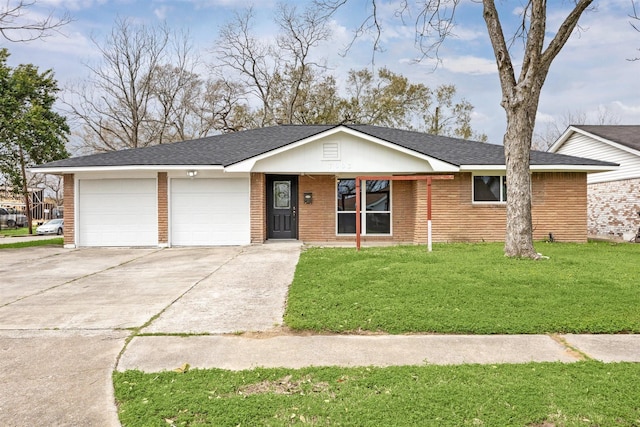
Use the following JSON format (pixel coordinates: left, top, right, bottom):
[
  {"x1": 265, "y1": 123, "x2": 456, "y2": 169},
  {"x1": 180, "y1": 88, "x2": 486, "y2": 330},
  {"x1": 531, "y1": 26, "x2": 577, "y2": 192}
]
[
  {"x1": 171, "y1": 178, "x2": 250, "y2": 246},
  {"x1": 78, "y1": 179, "x2": 157, "y2": 247}
]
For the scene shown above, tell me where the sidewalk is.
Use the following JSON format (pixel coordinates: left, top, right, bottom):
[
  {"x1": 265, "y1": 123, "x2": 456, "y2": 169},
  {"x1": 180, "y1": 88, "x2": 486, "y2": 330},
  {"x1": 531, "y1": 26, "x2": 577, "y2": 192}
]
[
  {"x1": 117, "y1": 333, "x2": 640, "y2": 372},
  {"x1": 0, "y1": 233, "x2": 61, "y2": 243}
]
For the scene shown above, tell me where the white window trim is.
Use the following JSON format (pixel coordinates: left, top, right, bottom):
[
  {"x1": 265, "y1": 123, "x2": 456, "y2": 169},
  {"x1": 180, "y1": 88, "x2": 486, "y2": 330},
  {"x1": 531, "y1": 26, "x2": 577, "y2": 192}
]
[
  {"x1": 336, "y1": 178, "x2": 393, "y2": 236},
  {"x1": 472, "y1": 174, "x2": 507, "y2": 204}
]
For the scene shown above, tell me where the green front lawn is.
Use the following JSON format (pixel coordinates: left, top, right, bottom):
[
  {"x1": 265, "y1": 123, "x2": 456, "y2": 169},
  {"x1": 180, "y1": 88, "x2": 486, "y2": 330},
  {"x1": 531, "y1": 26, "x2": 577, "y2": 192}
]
[
  {"x1": 284, "y1": 242, "x2": 640, "y2": 334},
  {"x1": 0, "y1": 237, "x2": 63, "y2": 249},
  {"x1": 115, "y1": 362, "x2": 640, "y2": 426},
  {"x1": 0, "y1": 226, "x2": 30, "y2": 237}
]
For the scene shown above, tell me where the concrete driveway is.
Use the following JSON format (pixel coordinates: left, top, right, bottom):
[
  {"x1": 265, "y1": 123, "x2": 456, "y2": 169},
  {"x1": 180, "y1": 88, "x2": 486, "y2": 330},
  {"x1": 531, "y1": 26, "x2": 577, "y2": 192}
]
[{"x1": 0, "y1": 243, "x2": 301, "y2": 426}]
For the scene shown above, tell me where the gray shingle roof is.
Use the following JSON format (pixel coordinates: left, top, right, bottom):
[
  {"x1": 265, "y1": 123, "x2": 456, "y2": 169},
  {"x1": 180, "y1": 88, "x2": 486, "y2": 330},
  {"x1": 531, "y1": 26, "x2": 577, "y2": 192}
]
[
  {"x1": 572, "y1": 125, "x2": 640, "y2": 152},
  {"x1": 34, "y1": 124, "x2": 616, "y2": 169}
]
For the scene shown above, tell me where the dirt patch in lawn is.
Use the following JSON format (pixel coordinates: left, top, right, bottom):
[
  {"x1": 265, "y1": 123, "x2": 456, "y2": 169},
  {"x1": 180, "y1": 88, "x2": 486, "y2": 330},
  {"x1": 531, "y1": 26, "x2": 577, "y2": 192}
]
[{"x1": 236, "y1": 375, "x2": 331, "y2": 396}]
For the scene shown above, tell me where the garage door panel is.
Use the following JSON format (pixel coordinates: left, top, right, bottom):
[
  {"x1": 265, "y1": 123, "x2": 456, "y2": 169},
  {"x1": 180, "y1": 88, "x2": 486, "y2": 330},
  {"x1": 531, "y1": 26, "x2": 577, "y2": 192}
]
[
  {"x1": 78, "y1": 179, "x2": 157, "y2": 247},
  {"x1": 171, "y1": 178, "x2": 250, "y2": 246}
]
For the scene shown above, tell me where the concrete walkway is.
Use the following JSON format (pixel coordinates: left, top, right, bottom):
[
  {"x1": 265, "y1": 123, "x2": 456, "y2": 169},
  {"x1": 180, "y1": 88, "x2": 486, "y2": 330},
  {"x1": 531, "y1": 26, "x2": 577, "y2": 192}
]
[{"x1": 118, "y1": 333, "x2": 640, "y2": 372}]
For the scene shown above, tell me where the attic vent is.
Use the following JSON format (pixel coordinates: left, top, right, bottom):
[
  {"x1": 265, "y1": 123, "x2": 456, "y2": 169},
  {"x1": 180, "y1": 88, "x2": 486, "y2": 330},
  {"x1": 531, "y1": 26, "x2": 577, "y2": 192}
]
[{"x1": 322, "y1": 142, "x2": 340, "y2": 160}]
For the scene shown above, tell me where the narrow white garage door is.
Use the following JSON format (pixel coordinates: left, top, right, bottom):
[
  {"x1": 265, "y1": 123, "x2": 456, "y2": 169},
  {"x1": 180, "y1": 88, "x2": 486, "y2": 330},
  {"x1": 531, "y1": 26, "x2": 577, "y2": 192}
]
[
  {"x1": 171, "y1": 178, "x2": 250, "y2": 246},
  {"x1": 78, "y1": 179, "x2": 157, "y2": 247}
]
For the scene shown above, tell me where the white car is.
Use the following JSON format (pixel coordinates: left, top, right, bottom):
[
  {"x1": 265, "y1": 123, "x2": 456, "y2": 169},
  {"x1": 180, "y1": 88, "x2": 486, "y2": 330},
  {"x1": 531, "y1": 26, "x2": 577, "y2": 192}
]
[{"x1": 36, "y1": 219, "x2": 64, "y2": 235}]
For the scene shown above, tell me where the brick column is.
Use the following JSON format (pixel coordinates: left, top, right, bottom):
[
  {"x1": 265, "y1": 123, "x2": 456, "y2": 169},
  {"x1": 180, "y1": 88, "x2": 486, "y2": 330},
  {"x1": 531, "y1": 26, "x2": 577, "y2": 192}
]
[
  {"x1": 62, "y1": 173, "x2": 75, "y2": 248},
  {"x1": 250, "y1": 173, "x2": 266, "y2": 243},
  {"x1": 157, "y1": 172, "x2": 168, "y2": 247},
  {"x1": 413, "y1": 179, "x2": 427, "y2": 244}
]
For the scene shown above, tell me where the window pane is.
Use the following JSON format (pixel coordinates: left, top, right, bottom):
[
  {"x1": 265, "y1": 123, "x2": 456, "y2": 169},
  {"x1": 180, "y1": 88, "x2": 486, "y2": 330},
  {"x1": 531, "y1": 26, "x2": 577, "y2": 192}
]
[
  {"x1": 474, "y1": 176, "x2": 501, "y2": 201},
  {"x1": 337, "y1": 212, "x2": 356, "y2": 234},
  {"x1": 366, "y1": 213, "x2": 390, "y2": 234},
  {"x1": 366, "y1": 180, "x2": 390, "y2": 211},
  {"x1": 337, "y1": 179, "x2": 356, "y2": 211},
  {"x1": 273, "y1": 181, "x2": 290, "y2": 209},
  {"x1": 503, "y1": 178, "x2": 507, "y2": 202}
]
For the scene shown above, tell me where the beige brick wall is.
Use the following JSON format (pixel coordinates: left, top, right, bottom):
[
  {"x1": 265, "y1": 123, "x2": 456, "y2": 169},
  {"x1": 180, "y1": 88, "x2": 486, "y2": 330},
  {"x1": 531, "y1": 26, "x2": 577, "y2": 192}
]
[
  {"x1": 157, "y1": 172, "x2": 168, "y2": 245},
  {"x1": 250, "y1": 173, "x2": 266, "y2": 243},
  {"x1": 531, "y1": 172, "x2": 587, "y2": 242},
  {"x1": 298, "y1": 175, "x2": 336, "y2": 241},
  {"x1": 249, "y1": 172, "x2": 589, "y2": 244},
  {"x1": 426, "y1": 172, "x2": 587, "y2": 243},
  {"x1": 587, "y1": 178, "x2": 640, "y2": 239},
  {"x1": 62, "y1": 173, "x2": 75, "y2": 246}
]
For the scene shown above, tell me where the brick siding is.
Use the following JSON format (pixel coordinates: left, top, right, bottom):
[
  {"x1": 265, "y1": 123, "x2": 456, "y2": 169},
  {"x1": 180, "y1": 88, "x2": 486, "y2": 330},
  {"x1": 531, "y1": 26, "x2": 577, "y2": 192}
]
[
  {"x1": 62, "y1": 173, "x2": 75, "y2": 246},
  {"x1": 250, "y1": 173, "x2": 266, "y2": 243},
  {"x1": 587, "y1": 178, "x2": 640, "y2": 240},
  {"x1": 157, "y1": 172, "x2": 168, "y2": 245},
  {"x1": 250, "y1": 172, "x2": 589, "y2": 244},
  {"x1": 299, "y1": 175, "x2": 336, "y2": 241}
]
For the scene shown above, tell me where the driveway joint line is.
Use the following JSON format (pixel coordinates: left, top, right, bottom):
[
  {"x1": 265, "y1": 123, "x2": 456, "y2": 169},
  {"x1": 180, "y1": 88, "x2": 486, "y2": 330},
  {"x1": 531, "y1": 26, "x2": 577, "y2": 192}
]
[
  {"x1": 548, "y1": 333, "x2": 592, "y2": 361},
  {"x1": 114, "y1": 247, "x2": 248, "y2": 370}
]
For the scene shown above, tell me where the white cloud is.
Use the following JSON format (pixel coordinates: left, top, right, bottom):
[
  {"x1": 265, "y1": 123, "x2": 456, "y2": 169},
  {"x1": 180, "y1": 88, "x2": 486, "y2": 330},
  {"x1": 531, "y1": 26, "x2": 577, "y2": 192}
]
[
  {"x1": 439, "y1": 55, "x2": 497, "y2": 75},
  {"x1": 38, "y1": 0, "x2": 109, "y2": 10},
  {"x1": 154, "y1": 5, "x2": 170, "y2": 20},
  {"x1": 610, "y1": 101, "x2": 640, "y2": 117},
  {"x1": 535, "y1": 112, "x2": 556, "y2": 124}
]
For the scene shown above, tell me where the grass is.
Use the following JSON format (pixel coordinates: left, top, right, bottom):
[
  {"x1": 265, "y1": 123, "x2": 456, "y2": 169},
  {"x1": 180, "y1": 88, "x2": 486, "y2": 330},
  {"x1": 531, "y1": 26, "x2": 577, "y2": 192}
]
[
  {"x1": 284, "y1": 242, "x2": 640, "y2": 334},
  {"x1": 0, "y1": 226, "x2": 30, "y2": 237},
  {"x1": 0, "y1": 237, "x2": 63, "y2": 249},
  {"x1": 114, "y1": 361, "x2": 640, "y2": 426}
]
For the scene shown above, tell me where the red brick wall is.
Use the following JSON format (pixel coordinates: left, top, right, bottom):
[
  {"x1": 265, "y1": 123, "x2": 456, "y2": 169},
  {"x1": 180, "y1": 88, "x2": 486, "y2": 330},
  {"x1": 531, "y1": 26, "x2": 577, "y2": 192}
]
[
  {"x1": 62, "y1": 173, "x2": 75, "y2": 246},
  {"x1": 157, "y1": 172, "x2": 168, "y2": 245}
]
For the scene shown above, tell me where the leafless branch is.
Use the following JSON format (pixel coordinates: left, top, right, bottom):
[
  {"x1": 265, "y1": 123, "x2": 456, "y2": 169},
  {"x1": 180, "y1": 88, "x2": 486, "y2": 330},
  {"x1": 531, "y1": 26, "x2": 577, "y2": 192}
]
[
  {"x1": 0, "y1": 0, "x2": 71, "y2": 42},
  {"x1": 628, "y1": 0, "x2": 640, "y2": 60}
]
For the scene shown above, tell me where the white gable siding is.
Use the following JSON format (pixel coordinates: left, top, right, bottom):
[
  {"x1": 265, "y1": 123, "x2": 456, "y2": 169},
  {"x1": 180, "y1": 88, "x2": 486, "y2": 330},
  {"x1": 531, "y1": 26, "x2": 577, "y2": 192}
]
[
  {"x1": 251, "y1": 133, "x2": 439, "y2": 174},
  {"x1": 555, "y1": 133, "x2": 640, "y2": 184}
]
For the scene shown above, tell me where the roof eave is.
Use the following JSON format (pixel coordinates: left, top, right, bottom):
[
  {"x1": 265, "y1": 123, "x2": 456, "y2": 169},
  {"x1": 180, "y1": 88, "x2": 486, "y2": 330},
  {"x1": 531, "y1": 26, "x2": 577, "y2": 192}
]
[
  {"x1": 460, "y1": 164, "x2": 618, "y2": 173},
  {"x1": 547, "y1": 126, "x2": 580, "y2": 153},
  {"x1": 29, "y1": 164, "x2": 225, "y2": 174},
  {"x1": 529, "y1": 164, "x2": 619, "y2": 173}
]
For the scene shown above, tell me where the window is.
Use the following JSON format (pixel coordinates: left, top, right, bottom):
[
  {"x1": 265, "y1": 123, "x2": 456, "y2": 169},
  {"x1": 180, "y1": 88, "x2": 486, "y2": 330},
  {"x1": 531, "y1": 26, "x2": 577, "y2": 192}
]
[
  {"x1": 473, "y1": 175, "x2": 507, "y2": 202},
  {"x1": 337, "y1": 179, "x2": 391, "y2": 234}
]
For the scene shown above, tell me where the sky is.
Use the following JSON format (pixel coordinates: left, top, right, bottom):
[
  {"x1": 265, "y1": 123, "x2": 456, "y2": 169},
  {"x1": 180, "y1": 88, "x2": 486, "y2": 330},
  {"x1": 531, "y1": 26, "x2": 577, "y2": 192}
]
[{"x1": 2, "y1": 0, "x2": 639, "y2": 146}]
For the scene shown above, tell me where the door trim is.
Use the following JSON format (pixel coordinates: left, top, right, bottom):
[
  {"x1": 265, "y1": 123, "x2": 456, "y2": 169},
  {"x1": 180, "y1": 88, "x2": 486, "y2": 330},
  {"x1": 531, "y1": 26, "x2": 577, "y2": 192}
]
[{"x1": 266, "y1": 175, "x2": 298, "y2": 239}]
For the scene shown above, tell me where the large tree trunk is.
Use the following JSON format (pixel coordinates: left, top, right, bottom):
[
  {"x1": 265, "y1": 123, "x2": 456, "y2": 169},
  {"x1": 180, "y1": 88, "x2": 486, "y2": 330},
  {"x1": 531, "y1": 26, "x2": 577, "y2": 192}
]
[{"x1": 503, "y1": 107, "x2": 538, "y2": 258}]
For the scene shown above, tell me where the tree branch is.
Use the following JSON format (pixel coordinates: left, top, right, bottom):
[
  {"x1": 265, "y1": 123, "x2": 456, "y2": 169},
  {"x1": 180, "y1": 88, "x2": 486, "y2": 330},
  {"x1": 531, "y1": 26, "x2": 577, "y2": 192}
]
[{"x1": 0, "y1": 0, "x2": 71, "y2": 42}]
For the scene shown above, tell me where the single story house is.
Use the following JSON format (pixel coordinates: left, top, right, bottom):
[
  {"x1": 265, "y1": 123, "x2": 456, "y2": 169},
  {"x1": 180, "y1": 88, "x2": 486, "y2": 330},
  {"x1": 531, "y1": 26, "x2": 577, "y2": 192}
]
[
  {"x1": 33, "y1": 124, "x2": 616, "y2": 248},
  {"x1": 549, "y1": 125, "x2": 640, "y2": 241}
]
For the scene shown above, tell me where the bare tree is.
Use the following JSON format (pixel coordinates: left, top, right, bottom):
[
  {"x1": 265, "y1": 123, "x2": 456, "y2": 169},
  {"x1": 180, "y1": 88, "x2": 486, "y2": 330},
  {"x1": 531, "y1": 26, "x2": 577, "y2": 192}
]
[
  {"x1": 630, "y1": 0, "x2": 640, "y2": 60},
  {"x1": 65, "y1": 18, "x2": 199, "y2": 152},
  {"x1": 533, "y1": 106, "x2": 620, "y2": 150},
  {"x1": 214, "y1": 4, "x2": 331, "y2": 126},
  {"x1": 274, "y1": 3, "x2": 331, "y2": 123},
  {"x1": 215, "y1": 8, "x2": 280, "y2": 127},
  {"x1": 318, "y1": 0, "x2": 595, "y2": 258},
  {"x1": 0, "y1": 0, "x2": 71, "y2": 42}
]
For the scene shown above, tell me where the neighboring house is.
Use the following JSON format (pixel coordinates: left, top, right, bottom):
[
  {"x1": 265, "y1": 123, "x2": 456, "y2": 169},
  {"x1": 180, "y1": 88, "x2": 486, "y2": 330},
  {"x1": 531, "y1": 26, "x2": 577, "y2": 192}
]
[
  {"x1": 549, "y1": 125, "x2": 640, "y2": 241},
  {"x1": 32, "y1": 124, "x2": 615, "y2": 248}
]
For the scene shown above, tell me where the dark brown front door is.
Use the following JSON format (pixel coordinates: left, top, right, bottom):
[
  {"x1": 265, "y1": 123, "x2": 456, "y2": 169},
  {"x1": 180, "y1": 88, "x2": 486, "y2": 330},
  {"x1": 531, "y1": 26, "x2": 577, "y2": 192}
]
[{"x1": 267, "y1": 175, "x2": 298, "y2": 239}]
